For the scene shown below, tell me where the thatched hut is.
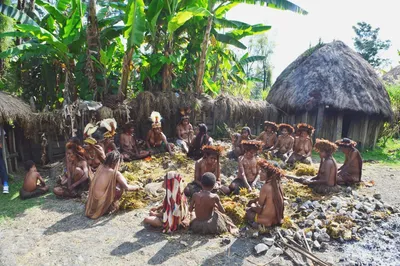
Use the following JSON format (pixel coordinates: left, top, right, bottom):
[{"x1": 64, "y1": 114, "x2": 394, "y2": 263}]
[
  {"x1": 382, "y1": 65, "x2": 400, "y2": 85},
  {"x1": 267, "y1": 41, "x2": 393, "y2": 149},
  {"x1": 0, "y1": 91, "x2": 34, "y2": 172}
]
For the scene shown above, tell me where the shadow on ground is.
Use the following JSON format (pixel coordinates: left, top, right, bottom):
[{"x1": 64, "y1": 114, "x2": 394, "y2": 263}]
[{"x1": 111, "y1": 228, "x2": 209, "y2": 264}]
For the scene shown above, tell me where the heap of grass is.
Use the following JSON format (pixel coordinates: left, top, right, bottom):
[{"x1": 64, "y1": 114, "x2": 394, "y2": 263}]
[
  {"x1": 119, "y1": 190, "x2": 150, "y2": 210},
  {"x1": 294, "y1": 163, "x2": 317, "y2": 176},
  {"x1": 282, "y1": 180, "x2": 320, "y2": 202}
]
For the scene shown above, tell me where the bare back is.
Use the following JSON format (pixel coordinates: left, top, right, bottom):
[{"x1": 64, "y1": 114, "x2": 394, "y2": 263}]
[
  {"x1": 257, "y1": 183, "x2": 282, "y2": 226},
  {"x1": 192, "y1": 191, "x2": 220, "y2": 221},
  {"x1": 23, "y1": 171, "x2": 40, "y2": 192},
  {"x1": 92, "y1": 166, "x2": 117, "y2": 199}
]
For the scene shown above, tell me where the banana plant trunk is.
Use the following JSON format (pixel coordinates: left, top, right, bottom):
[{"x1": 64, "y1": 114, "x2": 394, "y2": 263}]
[
  {"x1": 162, "y1": 38, "x2": 173, "y2": 91},
  {"x1": 119, "y1": 47, "x2": 134, "y2": 98},
  {"x1": 195, "y1": 14, "x2": 213, "y2": 94}
]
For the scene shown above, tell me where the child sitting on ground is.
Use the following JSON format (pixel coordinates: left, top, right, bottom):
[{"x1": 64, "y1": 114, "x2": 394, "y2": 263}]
[
  {"x1": 143, "y1": 171, "x2": 189, "y2": 233},
  {"x1": 20, "y1": 160, "x2": 49, "y2": 200},
  {"x1": 189, "y1": 172, "x2": 238, "y2": 235}
]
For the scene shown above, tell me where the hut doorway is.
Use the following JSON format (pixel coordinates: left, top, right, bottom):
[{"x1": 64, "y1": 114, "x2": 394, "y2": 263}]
[{"x1": 342, "y1": 115, "x2": 352, "y2": 138}]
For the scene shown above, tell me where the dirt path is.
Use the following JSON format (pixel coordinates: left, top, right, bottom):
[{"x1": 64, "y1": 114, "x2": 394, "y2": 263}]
[{"x1": 0, "y1": 164, "x2": 399, "y2": 266}]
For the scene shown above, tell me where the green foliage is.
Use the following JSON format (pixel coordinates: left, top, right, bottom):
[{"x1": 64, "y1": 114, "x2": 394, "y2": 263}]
[
  {"x1": 352, "y1": 22, "x2": 391, "y2": 68},
  {"x1": 380, "y1": 84, "x2": 400, "y2": 145}
]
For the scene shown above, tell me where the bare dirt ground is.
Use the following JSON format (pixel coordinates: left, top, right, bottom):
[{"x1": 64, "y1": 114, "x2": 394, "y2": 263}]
[{"x1": 0, "y1": 164, "x2": 399, "y2": 266}]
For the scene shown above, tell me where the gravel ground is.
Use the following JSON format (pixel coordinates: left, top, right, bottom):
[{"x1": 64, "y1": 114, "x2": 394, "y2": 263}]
[{"x1": 0, "y1": 164, "x2": 399, "y2": 266}]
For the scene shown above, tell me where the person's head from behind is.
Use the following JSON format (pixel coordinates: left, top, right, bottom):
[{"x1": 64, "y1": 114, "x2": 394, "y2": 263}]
[
  {"x1": 201, "y1": 172, "x2": 216, "y2": 191},
  {"x1": 231, "y1": 133, "x2": 240, "y2": 144},
  {"x1": 69, "y1": 137, "x2": 81, "y2": 146},
  {"x1": 104, "y1": 150, "x2": 122, "y2": 169},
  {"x1": 314, "y1": 139, "x2": 337, "y2": 159},
  {"x1": 24, "y1": 160, "x2": 36, "y2": 172}
]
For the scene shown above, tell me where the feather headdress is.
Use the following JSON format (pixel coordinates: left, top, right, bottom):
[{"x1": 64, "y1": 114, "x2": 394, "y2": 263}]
[
  {"x1": 84, "y1": 123, "x2": 98, "y2": 138},
  {"x1": 241, "y1": 140, "x2": 263, "y2": 151},
  {"x1": 201, "y1": 145, "x2": 224, "y2": 156},
  {"x1": 257, "y1": 159, "x2": 284, "y2": 180},
  {"x1": 150, "y1": 111, "x2": 162, "y2": 128},
  {"x1": 335, "y1": 138, "x2": 357, "y2": 148},
  {"x1": 314, "y1": 139, "x2": 337, "y2": 154},
  {"x1": 296, "y1": 123, "x2": 314, "y2": 136},
  {"x1": 98, "y1": 118, "x2": 117, "y2": 138},
  {"x1": 179, "y1": 107, "x2": 191, "y2": 119}
]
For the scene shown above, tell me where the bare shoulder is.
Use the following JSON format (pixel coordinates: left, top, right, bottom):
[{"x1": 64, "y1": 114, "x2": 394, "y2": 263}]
[
  {"x1": 289, "y1": 136, "x2": 294, "y2": 141},
  {"x1": 262, "y1": 183, "x2": 273, "y2": 193}
]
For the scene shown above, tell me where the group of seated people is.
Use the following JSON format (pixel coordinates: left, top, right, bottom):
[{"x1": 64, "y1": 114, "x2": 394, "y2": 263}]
[{"x1": 18, "y1": 115, "x2": 363, "y2": 235}]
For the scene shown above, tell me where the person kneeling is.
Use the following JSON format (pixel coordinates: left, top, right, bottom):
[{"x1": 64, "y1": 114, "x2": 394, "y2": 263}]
[
  {"x1": 189, "y1": 172, "x2": 237, "y2": 235},
  {"x1": 143, "y1": 171, "x2": 189, "y2": 232},
  {"x1": 85, "y1": 151, "x2": 140, "y2": 219},
  {"x1": 20, "y1": 160, "x2": 49, "y2": 200},
  {"x1": 246, "y1": 159, "x2": 284, "y2": 227}
]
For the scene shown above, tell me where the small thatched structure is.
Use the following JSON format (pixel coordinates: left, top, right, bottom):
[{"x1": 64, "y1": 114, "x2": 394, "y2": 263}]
[
  {"x1": 267, "y1": 41, "x2": 393, "y2": 149},
  {"x1": 382, "y1": 65, "x2": 400, "y2": 85},
  {"x1": 0, "y1": 91, "x2": 34, "y2": 172}
]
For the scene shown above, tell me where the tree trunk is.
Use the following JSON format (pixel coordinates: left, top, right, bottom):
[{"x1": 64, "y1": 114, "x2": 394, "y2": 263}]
[
  {"x1": 195, "y1": 15, "x2": 213, "y2": 94},
  {"x1": 212, "y1": 55, "x2": 219, "y2": 82},
  {"x1": 118, "y1": 47, "x2": 134, "y2": 98}
]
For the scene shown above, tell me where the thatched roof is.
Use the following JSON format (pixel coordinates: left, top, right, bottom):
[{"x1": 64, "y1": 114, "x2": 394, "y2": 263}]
[
  {"x1": 0, "y1": 91, "x2": 33, "y2": 129},
  {"x1": 267, "y1": 41, "x2": 393, "y2": 119},
  {"x1": 382, "y1": 65, "x2": 400, "y2": 85}
]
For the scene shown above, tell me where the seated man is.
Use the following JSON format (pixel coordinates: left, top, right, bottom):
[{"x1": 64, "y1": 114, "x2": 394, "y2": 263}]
[
  {"x1": 53, "y1": 142, "x2": 90, "y2": 198},
  {"x1": 120, "y1": 123, "x2": 150, "y2": 161},
  {"x1": 189, "y1": 172, "x2": 237, "y2": 235},
  {"x1": 188, "y1": 124, "x2": 212, "y2": 160},
  {"x1": 176, "y1": 109, "x2": 194, "y2": 154},
  {"x1": 146, "y1": 111, "x2": 174, "y2": 156},
  {"x1": 143, "y1": 171, "x2": 189, "y2": 232},
  {"x1": 299, "y1": 139, "x2": 340, "y2": 195},
  {"x1": 335, "y1": 138, "x2": 363, "y2": 185},
  {"x1": 270, "y1": 124, "x2": 294, "y2": 162},
  {"x1": 20, "y1": 160, "x2": 49, "y2": 200},
  {"x1": 84, "y1": 137, "x2": 106, "y2": 172},
  {"x1": 232, "y1": 127, "x2": 252, "y2": 159},
  {"x1": 257, "y1": 121, "x2": 278, "y2": 150},
  {"x1": 287, "y1": 123, "x2": 314, "y2": 165},
  {"x1": 85, "y1": 151, "x2": 140, "y2": 219},
  {"x1": 184, "y1": 145, "x2": 222, "y2": 198},
  {"x1": 246, "y1": 159, "x2": 284, "y2": 227},
  {"x1": 223, "y1": 140, "x2": 262, "y2": 195}
]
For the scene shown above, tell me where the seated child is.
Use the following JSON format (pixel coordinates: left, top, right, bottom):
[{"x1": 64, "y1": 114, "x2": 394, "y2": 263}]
[
  {"x1": 246, "y1": 159, "x2": 284, "y2": 227},
  {"x1": 143, "y1": 171, "x2": 189, "y2": 232},
  {"x1": 189, "y1": 172, "x2": 237, "y2": 235},
  {"x1": 20, "y1": 160, "x2": 49, "y2": 200}
]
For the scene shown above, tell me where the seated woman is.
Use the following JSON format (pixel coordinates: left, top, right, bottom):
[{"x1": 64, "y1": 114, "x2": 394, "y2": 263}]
[
  {"x1": 287, "y1": 123, "x2": 314, "y2": 166},
  {"x1": 187, "y1": 124, "x2": 212, "y2": 160},
  {"x1": 146, "y1": 111, "x2": 174, "y2": 156},
  {"x1": 184, "y1": 145, "x2": 222, "y2": 198},
  {"x1": 120, "y1": 123, "x2": 150, "y2": 161},
  {"x1": 246, "y1": 159, "x2": 284, "y2": 227},
  {"x1": 143, "y1": 171, "x2": 189, "y2": 232},
  {"x1": 176, "y1": 109, "x2": 194, "y2": 154},
  {"x1": 223, "y1": 140, "x2": 262, "y2": 195},
  {"x1": 299, "y1": 139, "x2": 340, "y2": 195},
  {"x1": 231, "y1": 127, "x2": 251, "y2": 159},
  {"x1": 54, "y1": 142, "x2": 90, "y2": 198},
  {"x1": 335, "y1": 138, "x2": 363, "y2": 185},
  {"x1": 85, "y1": 151, "x2": 140, "y2": 219},
  {"x1": 84, "y1": 137, "x2": 106, "y2": 172},
  {"x1": 270, "y1": 124, "x2": 294, "y2": 162},
  {"x1": 256, "y1": 121, "x2": 278, "y2": 150}
]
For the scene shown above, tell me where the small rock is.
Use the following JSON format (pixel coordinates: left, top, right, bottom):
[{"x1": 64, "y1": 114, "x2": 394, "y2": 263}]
[
  {"x1": 373, "y1": 193, "x2": 382, "y2": 200},
  {"x1": 304, "y1": 220, "x2": 313, "y2": 227},
  {"x1": 221, "y1": 238, "x2": 231, "y2": 245},
  {"x1": 338, "y1": 209, "x2": 346, "y2": 215},
  {"x1": 346, "y1": 187, "x2": 352, "y2": 193},
  {"x1": 252, "y1": 232, "x2": 259, "y2": 238},
  {"x1": 384, "y1": 231, "x2": 394, "y2": 239},
  {"x1": 262, "y1": 237, "x2": 274, "y2": 246},
  {"x1": 294, "y1": 232, "x2": 302, "y2": 242},
  {"x1": 317, "y1": 232, "x2": 331, "y2": 243},
  {"x1": 296, "y1": 197, "x2": 302, "y2": 203},
  {"x1": 355, "y1": 203, "x2": 363, "y2": 210},
  {"x1": 254, "y1": 243, "x2": 269, "y2": 254},
  {"x1": 318, "y1": 212, "x2": 327, "y2": 219},
  {"x1": 307, "y1": 212, "x2": 318, "y2": 220},
  {"x1": 271, "y1": 247, "x2": 284, "y2": 255},
  {"x1": 375, "y1": 202, "x2": 384, "y2": 210},
  {"x1": 306, "y1": 231, "x2": 313, "y2": 238},
  {"x1": 343, "y1": 230, "x2": 352, "y2": 240},
  {"x1": 313, "y1": 240, "x2": 321, "y2": 250},
  {"x1": 314, "y1": 219, "x2": 323, "y2": 228},
  {"x1": 313, "y1": 201, "x2": 322, "y2": 208},
  {"x1": 320, "y1": 242, "x2": 328, "y2": 250},
  {"x1": 180, "y1": 241, "x2": 189, "y2": 247},
  {"x1": 313, "y1": 232, "x2": 320, "y2": 241}
]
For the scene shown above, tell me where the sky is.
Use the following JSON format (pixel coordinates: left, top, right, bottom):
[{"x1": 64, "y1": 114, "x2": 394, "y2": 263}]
[{"x1": 227, "y1": 0, "x2": 400, "y2": 81}]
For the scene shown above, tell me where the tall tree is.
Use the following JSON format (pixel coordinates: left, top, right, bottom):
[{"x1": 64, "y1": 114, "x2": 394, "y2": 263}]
[{"x1": 352, "y1": 22, "x2": 391, "y2": 68}]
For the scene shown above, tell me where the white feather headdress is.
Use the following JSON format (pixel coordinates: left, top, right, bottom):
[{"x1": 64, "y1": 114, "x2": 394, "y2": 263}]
[{"x1": 150, "y1": 111, "x2": 162, "y2": 128}]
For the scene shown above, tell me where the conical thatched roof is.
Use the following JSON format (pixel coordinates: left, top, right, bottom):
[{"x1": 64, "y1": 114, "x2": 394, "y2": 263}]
[
  {"x1": 268, "y1": 41, "x2": 393, "y2": 119},
  {"x1": 0, "y1": 91, "x2": 33, "y2": 129},
  {"x1": 382, "y1": 65, "x2": 400, "y2": 85}
]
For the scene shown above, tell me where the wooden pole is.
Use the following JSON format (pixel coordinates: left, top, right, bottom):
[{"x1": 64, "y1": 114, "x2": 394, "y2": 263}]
[
  {"x1": 360, "y1": 116, "x2": 370, "y2": 150},
  {"x1": 11, "y1": 129, "x2": 17, "y2": 170},
  {"x1": 0, "y1": 125, "x2": 8, "y2": 174},
  {"x1": 335, "y1": 113, "x2": 343, "y2": 141},
  {"x1": 373, "y1": 122, "x2": 381, "y2": 149},
  {"x1": 314, "y1": 105, "x2": 325, "y2": 142}
]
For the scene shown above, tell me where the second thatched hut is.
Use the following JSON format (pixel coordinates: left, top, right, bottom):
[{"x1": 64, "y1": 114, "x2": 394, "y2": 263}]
[{"x1": 267, "y1": 41, "x2": 393, "y2": 149}]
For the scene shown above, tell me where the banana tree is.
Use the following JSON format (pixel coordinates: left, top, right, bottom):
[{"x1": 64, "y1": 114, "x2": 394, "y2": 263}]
[{"x1": 194, "y1": 0, "x2": 307, "y2": 94}]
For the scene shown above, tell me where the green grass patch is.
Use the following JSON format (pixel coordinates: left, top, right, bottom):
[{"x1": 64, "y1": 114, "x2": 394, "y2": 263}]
[
  {"x1": 0, "y1": 178, "x2": 50, "y2": 223},
  {"x1": 312, "y1": 138, "x2": 400, "y2": 166}
]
